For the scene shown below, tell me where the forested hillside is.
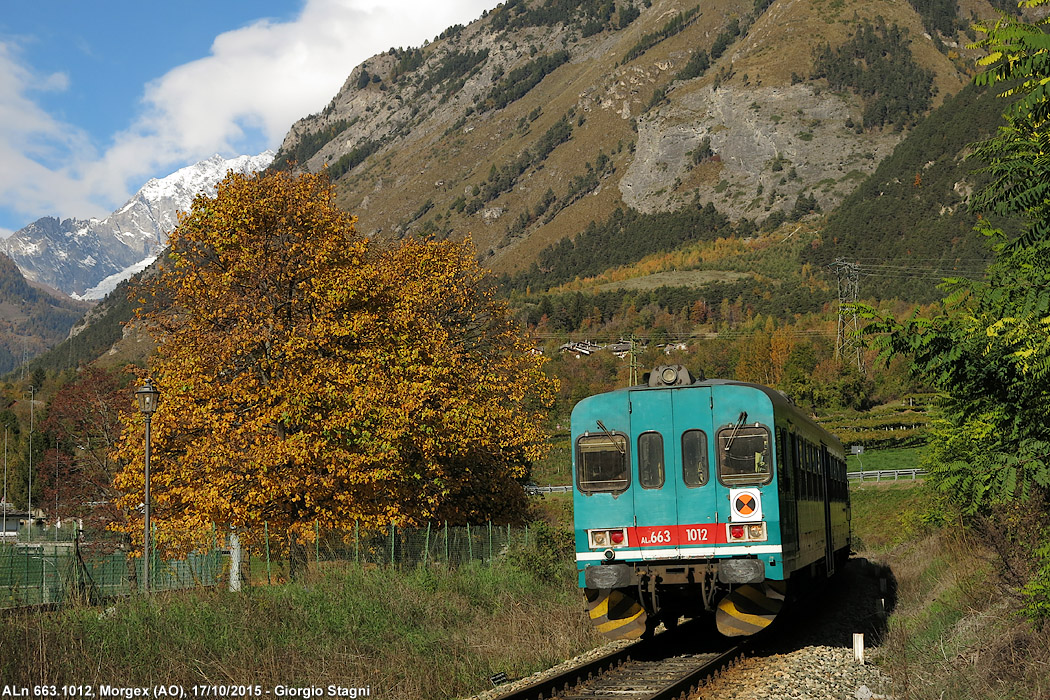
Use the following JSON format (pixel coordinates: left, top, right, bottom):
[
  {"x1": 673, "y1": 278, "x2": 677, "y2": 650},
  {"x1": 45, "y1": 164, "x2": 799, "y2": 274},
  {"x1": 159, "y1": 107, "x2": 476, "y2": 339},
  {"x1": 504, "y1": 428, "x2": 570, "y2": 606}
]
[
  {"x1": 0, "y1": 254, "x2": 89, "y2": 375},
  {"x1": 806, "y1": 83, "x2": 1010, "y2": 300},
  {"x1": 275, "y1": 0, "x2": 994, "y2": 279}
]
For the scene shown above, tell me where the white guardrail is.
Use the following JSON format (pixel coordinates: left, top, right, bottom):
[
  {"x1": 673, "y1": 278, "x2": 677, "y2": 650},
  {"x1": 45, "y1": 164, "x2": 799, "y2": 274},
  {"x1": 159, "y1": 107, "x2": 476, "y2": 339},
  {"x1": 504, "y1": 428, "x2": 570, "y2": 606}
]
[
  {"x1": 525, "y1": 485, "x2": 573, "y2": 494},
  {"x1": 847, "y1": 468, "x2": 926, "y2": 481}
]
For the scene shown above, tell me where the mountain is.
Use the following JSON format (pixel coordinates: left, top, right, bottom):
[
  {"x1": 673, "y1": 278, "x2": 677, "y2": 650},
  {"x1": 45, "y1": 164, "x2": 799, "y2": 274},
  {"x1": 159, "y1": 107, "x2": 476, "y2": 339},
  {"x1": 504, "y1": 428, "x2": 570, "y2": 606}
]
[
  {"x1": 5, "y1": 151, "x2": 274, "y2": 298},
  {"x1": 273, "y1": 0, "x2": 1001, "y2": 284},
  {"x1": 0, "y1": 252, "x2": 90, "y2": 375},
  {"x1": 804, "y1": 81, "x2": 1009, "y2": 301},
  {"x1": 25, "y1": 0, "x2": 1021, "y2": 376}
]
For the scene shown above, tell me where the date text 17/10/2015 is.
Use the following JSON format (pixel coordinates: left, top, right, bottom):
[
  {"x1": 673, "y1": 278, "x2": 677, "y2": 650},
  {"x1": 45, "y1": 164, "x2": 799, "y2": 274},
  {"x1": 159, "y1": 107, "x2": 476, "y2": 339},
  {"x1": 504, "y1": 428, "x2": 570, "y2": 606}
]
[{"x1": 1, "y1": 686, "x2": 373, "y2": 699}]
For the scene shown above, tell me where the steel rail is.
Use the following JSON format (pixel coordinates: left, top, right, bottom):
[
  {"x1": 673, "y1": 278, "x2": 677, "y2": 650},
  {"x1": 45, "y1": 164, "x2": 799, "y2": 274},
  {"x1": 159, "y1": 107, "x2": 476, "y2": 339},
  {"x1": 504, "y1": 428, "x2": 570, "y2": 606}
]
[
  {"x1": 490, "y1": 623, "x2": 745, "y2": 700},
  {"x1": 491, "y1": 638, "x2": 643, "y2": 700},
  {"x1": 645, "y1": 644, "x2": 745, "y2": 700}
]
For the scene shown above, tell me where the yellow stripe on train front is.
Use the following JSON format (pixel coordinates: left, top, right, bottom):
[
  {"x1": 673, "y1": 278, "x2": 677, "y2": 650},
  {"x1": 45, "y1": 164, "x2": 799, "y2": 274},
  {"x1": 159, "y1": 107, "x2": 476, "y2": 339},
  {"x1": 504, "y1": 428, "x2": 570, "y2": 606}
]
[
  {"x1": 595, "y1": 607, "x2": 646, "y2": 637},
  {"x1": 733, "y1": 582, "x2": 784, "y2": 613},
  {"x1": 585, "y1": 589, "x2": 648, "y2": 639},
  {"x1": 715, "y1": 584, "x2": 782, "y2": 637},
  {"x1": 588, "y1": 595, "x2": 610, "y2": 621}
]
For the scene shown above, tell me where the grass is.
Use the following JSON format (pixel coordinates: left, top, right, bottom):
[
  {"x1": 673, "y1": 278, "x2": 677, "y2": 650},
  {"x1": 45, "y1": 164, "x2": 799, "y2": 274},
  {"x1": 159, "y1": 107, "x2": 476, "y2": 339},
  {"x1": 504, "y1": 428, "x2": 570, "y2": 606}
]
[
  {"x1": 850, "y1": 481, "x2": 925, "y2": 553},
  {"x1": 0, "y1": 556, "x2": 598, "y2": 696},
  {"x1": 849, "y1": 481, "x2": 1050, "y2": 699},
  {"x1": 845, "y1": 445, "x2": 924, "y2": 473},
  {"x1": 531, "y1": 431, "x2": 571, "y2": 486}
]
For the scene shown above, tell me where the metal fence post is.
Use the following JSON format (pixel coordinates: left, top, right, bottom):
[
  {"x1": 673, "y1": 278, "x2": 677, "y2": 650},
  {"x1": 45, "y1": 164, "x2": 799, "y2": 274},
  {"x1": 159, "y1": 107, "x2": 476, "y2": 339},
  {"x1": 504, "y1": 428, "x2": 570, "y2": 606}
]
[
  {"x1": 488, "y1": 521, "x2": 493, "y2": 562},
  {"x1": 423, "y1": 522, "x2": 431, "y2": 567},
  {"x1": 467, "y1": 523, "x2": 472, "y2": 561},
  {"x1": 390, "y1": 523, "x2": 395, "y2": 566},
  {"x1": 444, "y1": 521, "x2": 448, "y2": 563},
  {"x1": 355, "y1": 520, "x2": 360, "y2": 565},
  {"x1": 315, "y1": 520, "x2": 320, "y2": 565},
  {"x1": 264, "y1": 521, "x2": 271, "y2": 585}
]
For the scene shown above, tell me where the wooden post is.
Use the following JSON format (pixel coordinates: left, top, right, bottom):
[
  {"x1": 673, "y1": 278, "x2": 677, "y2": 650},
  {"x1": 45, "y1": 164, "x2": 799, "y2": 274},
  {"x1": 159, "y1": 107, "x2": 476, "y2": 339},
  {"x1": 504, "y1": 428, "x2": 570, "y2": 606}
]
[
  {"x1": 229, "y1": 528, "x2": 241, "y2": 592},
  {"x1": 853, "y1": 633, "x2": 865, "y2": 664}
]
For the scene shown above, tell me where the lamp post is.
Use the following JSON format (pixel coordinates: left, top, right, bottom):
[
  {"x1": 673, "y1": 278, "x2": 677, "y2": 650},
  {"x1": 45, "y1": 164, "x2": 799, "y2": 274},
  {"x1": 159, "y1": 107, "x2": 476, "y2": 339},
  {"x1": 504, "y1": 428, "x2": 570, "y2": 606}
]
[
  {"x1": 27, "y1": 386, "x2": 33, "y2": 542},
  {"x1": 135, "y1": 379, "x2": 159, "y2": 593}
]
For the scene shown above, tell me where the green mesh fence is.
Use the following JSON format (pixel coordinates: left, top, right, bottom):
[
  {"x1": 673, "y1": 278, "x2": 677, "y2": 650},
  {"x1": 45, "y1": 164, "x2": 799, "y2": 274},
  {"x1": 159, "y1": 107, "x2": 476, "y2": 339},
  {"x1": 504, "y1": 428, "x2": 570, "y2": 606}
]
[
  {"x1": 0, "y1": 540, "x2": 226, "y2": 608},
  {"x1": 240, "y1": 522, "x2": 531, "y2": 586},
  {"x1": 1, "y1": 522, "x2": 531, "y2": 608}
]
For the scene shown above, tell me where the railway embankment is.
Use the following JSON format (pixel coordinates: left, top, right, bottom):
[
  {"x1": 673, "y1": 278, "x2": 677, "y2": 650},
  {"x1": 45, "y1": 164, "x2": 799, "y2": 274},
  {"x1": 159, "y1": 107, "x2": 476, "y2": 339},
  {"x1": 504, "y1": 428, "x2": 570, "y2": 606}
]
[{"x1": 849, "y1": 482, "x2": 1048, "y2": 700}]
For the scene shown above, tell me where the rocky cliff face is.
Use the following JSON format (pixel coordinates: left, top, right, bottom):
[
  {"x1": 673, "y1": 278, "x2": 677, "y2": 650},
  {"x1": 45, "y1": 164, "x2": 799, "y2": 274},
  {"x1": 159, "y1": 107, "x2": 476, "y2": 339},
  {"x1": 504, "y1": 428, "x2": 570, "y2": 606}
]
[
  {"x1": 620, "y1": 83, "x2": 901, "y2": 218},
  {"x1": 6, "y1": 152, "x2": 274, "y2": 298},
  {"x1": 274, "y1": 0, "x2": 995, "y2": 274}
]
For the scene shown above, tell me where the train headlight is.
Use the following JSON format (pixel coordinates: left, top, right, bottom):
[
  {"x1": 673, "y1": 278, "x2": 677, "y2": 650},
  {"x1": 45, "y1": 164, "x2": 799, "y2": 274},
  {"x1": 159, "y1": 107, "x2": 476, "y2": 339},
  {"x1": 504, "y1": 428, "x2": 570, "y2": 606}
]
[
  {"x1": 588, "y1": 528, "x2": 628, "y2": 549},
  {"x1": 727, "y1": 522, "x2": 767, "y2": 542},
  {"x1": 661, "y1": 367, "x2": 679, "y2": 384}
]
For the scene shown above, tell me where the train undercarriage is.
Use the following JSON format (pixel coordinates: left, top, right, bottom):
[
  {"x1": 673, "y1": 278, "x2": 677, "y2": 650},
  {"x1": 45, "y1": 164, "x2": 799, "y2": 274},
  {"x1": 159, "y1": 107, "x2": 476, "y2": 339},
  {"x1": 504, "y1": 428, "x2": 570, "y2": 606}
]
[{"x1": 582, "y1": 558, "x2": 798, "y2": 639}]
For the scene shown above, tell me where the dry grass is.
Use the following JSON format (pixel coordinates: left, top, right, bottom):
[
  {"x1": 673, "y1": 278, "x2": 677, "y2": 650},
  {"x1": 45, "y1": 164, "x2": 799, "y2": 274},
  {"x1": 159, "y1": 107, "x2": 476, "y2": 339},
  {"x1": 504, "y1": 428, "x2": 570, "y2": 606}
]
[
  {"x1": 853, "y1": 487, "x2": 1050, "y2": 700},
  {"x1": 0, "y1": 558, "x2": 599, "y2": 697}
]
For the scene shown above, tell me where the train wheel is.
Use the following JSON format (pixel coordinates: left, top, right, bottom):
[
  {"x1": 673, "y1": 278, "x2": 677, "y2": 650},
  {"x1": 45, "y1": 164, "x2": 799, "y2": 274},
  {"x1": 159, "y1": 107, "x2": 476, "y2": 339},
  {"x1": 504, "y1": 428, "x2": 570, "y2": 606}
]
[{"x1": 585, "y1": 587, "x2": 648, "y2": 639}]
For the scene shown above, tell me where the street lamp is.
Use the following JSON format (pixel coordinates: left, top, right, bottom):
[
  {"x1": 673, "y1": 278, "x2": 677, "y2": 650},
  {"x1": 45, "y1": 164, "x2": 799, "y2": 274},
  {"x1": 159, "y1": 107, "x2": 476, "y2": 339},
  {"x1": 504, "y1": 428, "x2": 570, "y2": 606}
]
[{"x1": 135, "y1": 379, "x2": 160, "y2": 593}]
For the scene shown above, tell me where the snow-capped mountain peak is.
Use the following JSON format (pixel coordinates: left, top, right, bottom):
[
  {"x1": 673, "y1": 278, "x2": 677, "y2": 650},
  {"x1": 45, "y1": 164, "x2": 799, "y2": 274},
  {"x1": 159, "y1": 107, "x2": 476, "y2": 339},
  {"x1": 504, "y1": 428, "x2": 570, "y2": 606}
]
[
  {"x1": 139, "y1": 151, "x2": 275, "y2": 203},
  {"x1": 6, "y1": 150, "x2": 275, "y2": 298}
]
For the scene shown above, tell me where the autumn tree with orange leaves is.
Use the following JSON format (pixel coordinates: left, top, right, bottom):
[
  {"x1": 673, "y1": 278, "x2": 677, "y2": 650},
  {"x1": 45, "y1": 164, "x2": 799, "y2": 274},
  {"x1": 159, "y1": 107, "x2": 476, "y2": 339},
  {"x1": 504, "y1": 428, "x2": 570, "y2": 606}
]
[{"x1": 112, "y1": 170, "x2": 554, "y2": 553}]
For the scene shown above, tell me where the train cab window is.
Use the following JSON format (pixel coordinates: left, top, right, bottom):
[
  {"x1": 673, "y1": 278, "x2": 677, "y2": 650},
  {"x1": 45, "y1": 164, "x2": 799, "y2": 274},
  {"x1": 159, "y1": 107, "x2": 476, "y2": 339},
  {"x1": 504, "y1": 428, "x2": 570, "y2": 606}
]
[
  {"x1": 637, "y1": 432, "x2": 665, "y2": 489},
  {"x1": 681, "y1": 430, "x2": 709, "y2": 487},
  {"x1": 717, "y1": 424, "x2": 772, "y2": 484},
  {"x1": 576, "y1": 433, "x2": 630, "y2": 493}
]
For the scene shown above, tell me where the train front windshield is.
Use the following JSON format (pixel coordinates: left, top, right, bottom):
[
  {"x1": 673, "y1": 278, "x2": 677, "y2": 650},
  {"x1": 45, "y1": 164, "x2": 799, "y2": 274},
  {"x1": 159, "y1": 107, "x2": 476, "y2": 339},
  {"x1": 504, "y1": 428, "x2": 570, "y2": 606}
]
[
  {"x1": 577, "y1": 434, "x2": 629, "y2": 493},
  {"x1": 718, "y1": 425, "x2": 771, "y2": 483}
]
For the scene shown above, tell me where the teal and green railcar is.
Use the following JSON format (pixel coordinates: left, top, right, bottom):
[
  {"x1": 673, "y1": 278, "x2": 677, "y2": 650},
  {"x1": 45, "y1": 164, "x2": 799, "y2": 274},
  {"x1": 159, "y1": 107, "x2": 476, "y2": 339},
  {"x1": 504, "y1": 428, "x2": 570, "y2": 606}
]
[{"x1": 573, "y1": 365, "x2": 850, "y2": 639}]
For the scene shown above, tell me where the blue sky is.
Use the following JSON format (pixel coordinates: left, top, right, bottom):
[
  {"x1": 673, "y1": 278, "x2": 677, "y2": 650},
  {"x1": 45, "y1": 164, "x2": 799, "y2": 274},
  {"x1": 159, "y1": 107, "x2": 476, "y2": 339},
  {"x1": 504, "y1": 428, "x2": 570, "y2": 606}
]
[{"x1": 0, "y1": 0, "x2": 495, "y2": 237}]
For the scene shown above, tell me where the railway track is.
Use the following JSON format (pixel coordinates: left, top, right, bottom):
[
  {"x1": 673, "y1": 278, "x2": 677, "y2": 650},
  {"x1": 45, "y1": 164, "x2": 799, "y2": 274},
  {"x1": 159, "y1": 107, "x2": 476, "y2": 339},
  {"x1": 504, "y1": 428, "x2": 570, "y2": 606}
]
[{"x1": 492, "y1": 621, "x2": 746, "y2": 700}]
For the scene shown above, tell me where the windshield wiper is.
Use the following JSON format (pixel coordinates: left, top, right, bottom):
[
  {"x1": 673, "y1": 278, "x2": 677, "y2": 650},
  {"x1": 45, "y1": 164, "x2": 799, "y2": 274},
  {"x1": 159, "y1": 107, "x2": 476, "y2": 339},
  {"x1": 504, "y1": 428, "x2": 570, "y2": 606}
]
[
  {"x1": 724, "y1": 411, "x2": 748, "y2": 451},
  {"x1": 596, "y1": 420, "x2": 626, "y2": 455}
]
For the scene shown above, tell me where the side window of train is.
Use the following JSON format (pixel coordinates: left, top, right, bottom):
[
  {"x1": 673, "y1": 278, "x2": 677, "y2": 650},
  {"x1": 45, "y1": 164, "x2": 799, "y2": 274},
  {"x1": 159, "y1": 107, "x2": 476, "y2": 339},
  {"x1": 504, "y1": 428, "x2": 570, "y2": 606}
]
[
  {"x1": 717, "y1": 424, "x2": 772, "y2": 484},
  {"x1": 776, "y1": 428, "x2": 789, "y2": 489},
  {"x1": 637, "y1": 431, "x2": 665, "y2": 489},
  {"x1": 576, "y1": 433, "x2": 630, "y2": 494},
  {"x1": 791, "y1": 433, "x2": 801, "y2": 496},
  {"x1": 805, "y1": 442, "x2": 814, "y2": 500},
  {"x1": 681, "y1": 429, "x2": 709, "y2": 487}
]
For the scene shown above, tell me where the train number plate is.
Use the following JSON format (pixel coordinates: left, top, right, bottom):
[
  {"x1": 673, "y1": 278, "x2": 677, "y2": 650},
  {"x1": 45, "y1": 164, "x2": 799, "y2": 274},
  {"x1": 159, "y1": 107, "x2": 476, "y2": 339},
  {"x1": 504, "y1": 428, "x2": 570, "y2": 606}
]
[{"x1": 630, "y1": 523, "x2": 727, "y2": 546}]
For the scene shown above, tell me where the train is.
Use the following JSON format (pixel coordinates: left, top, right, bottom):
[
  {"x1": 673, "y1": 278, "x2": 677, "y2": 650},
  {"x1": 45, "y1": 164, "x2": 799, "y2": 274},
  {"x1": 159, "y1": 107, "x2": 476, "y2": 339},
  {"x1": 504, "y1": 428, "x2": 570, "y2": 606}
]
[{"x1": 572, "y1": 364, "x2": 850, "y2": 639}]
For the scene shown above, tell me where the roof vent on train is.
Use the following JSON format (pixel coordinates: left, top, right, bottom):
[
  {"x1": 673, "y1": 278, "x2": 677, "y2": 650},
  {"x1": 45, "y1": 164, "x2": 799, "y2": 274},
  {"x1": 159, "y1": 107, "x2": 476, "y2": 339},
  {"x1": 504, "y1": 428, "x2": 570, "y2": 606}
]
[{"x1": 645, "y1": 364, "x2": 702, "y2": 386}]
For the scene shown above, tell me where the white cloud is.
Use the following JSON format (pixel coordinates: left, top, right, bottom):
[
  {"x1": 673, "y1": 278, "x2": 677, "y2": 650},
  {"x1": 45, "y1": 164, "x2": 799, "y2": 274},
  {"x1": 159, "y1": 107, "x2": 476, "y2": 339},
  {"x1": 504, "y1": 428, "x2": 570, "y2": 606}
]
[
  {"x1": 0, "y1": 42, "x2": 109, "y2": 228},
  {"x1": 1, "y1": 0, "x2": 495, "y2": 233}
]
